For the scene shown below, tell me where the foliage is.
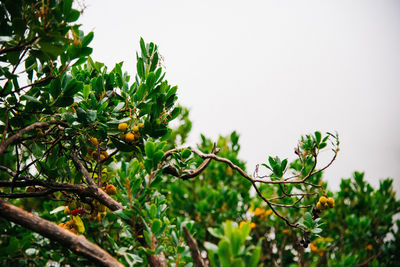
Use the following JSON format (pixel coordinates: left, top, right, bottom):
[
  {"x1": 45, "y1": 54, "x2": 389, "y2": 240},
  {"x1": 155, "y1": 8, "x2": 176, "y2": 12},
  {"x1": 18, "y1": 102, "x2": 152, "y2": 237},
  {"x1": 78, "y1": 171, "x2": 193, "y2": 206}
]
[{"x1": 0, "y1": 1, "x2": 399, "y2": 266}]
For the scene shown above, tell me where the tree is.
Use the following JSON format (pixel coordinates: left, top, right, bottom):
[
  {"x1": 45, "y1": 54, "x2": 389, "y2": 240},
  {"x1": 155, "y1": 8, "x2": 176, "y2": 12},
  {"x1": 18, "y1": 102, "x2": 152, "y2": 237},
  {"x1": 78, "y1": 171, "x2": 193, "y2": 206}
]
[{"x1": 0, "y1": 1, "x2": 399, "y2": 266}]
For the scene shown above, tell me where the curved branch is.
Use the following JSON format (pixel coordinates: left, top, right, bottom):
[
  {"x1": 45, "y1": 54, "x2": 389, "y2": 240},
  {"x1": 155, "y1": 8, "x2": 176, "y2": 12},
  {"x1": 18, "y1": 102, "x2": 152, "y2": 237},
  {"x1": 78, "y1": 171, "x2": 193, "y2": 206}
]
[
  {"x1": 163, "y1": 144, "x2": 220, "y2": 180},
  {"x1": 0, "y1": 199, "x2": 123, "y2": 267}
]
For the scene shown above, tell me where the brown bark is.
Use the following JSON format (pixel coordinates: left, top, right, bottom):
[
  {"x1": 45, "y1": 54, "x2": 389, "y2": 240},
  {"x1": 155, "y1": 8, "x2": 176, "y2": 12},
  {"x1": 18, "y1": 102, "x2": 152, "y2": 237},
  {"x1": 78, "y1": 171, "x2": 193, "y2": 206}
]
[
  {"x1": 0, "y1": 120, "x2": 68, "y2": 156},
  {"x1": 70, "y1": 152, "x2": 124, "y2": 211},
  {"x1": 0, "y1": 199, "x2": 123, "y2": 267},
  {"x1": 182, "y1": 226, "x2": 207, "y2": 267},
  {"x1": 0, "y1": 179, "x2": 123, "y2": 211}
]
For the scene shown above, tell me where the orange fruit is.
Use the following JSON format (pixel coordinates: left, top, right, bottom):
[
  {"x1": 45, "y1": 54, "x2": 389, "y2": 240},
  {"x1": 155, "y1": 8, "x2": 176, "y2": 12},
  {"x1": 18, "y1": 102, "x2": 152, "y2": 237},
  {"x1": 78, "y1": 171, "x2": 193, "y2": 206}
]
[
  {"x1": 118, "y1": 123, "x2": 128, "y2": 132},
  {"x1": 125, "y1": 133, "x2": 135, "y2": 142}
]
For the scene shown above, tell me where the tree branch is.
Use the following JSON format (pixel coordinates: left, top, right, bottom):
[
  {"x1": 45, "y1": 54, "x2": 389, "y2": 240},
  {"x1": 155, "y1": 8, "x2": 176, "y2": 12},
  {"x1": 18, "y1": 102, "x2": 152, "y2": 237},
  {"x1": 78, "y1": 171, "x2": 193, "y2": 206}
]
[
  {"x1": 183, "y1": 226, "x2": 207, "y2": 267},
  {"x1": 70, "y1": 152, "x2": 124, "y2": 211},
  {"x1": 0, "y1": 120, "x2": 68, "y2": 156},
  {"x1": 0, "y1": 178, "x2": 123, "y2": 211},
  {"x1": 163, "y1": 144, "x2": 220, "y2": 180},
  {"x1": 0, "y1": 199, "x2": 123, "y2": 267}
]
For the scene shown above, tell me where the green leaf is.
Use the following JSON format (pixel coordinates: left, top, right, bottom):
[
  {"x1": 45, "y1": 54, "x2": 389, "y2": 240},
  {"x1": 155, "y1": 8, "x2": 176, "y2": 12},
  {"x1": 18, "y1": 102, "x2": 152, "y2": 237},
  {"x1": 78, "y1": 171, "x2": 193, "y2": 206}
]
[
  {"x1": 67, "y1": 9, "x2": 80, "y2": 22},
  {"x1": 170, "y1": 106, "x2": 181, "y2": 120},
  {"x1": 143, "y1": 230, "x2": 152, "y2": 247},
  {"x1": 82, "y1": 85, "x2": 90, "y2": 99},
  {"x1": 151, "y1": 219, "x2": 162, "y2": 234},
  {"x1": 53, "y1": 96, "x2": 74, "y2": 107},
  {"x1": 204, "y1": 241, "x2": 219, "y2": 253},
  {"x1": 32, "y1": 143, "x2": 43, "y2": 158},
  {"x1": 150, "y1": 52, "x2": 159, "y2": 72},
  {"x1": 146, "y1": 72, "x2": 156, "y2": 89},
  {"x1": 21, "y1": 95, "x2": 40, "y2": 104},
  {"x1": 149, "y1": 204, "x2": 157, "y2": 219},
  {"x1": 231, "y1": 259, "x2": 245, "y2": 267},
  {"x1": 217, "y1": 240, "x2": 232, "y2": 267},
  {"x1": 312, "y1": 228, "x2": 323, "y2": 234},
  {"x1": 239, "y1": 223, "x2": 251, "y2": 244},
  {"x1": 181, "y1": 149, "x2": 191, "y2": 159},
  {"x1": 137, "y1": 58, "x2": 145, "y2": 79},
  {"x1": 208, "y1": 228, "x2": 224, "y2": 239},
  {"x1": 87, "y1": 110, "x2": 97, "y2": 122},
  {"x1": 76, "y1": 108, "x2": 87, "y2": 123},
  {"x1": 153, "y1": 151, "x2": 164, "y2": 165},
  {"x1": 140, "y1": 37, "x2": 147, "y2": 58},
  {"x1": 230, "y1": 231, "x2": 242, "y2": 257},
  {"x1": 82, "y1": 32, "x2": 94, "y2": 47},
  {"x1": 304, "y1": 212, "x2": 313, "y2": 222},
  {"x1": 112, "y1": 102, "x2": 125, "y2": 113},
  {"x1": 315, "y1": 131, "x2": 321, "y2": 144},
  {"x1": 134, "y1": 84, "x2": 147, "y2": 102},
  {"x1": 318, "y1": 143, "x2": 327, "y2": 149},
  {"x1": 145, "y1": 141, "x2": 155, "y2": 159},
  {"x1": 114, "y1": 210, "x2": 130, "y2": 220},
  {"x1": 248, "y1": 247, "x2": 261, "y2": 267},
  {"x1": 25, "y1": 248, "x2": 38, "y2": 256}
]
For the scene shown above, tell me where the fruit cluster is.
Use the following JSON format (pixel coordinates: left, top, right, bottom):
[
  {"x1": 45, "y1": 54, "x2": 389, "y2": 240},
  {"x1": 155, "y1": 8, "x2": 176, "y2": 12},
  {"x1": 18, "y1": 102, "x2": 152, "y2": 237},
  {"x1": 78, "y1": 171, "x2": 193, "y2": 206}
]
[
  {"x1": 118, "y1": 122, "x2": 144, "y2": 143},
  {"x1": 59, "y1": 184, "x2": 118, "y2": 230},
  {"x1": 87, "y1": 137, "x2": 109, "y2": 161},
  {"x1": 316, "y1": 196, "x2": 335, "y2": 211},
  {"x1": 58, "y1": 220, "x2": 79, "y2": 234}
]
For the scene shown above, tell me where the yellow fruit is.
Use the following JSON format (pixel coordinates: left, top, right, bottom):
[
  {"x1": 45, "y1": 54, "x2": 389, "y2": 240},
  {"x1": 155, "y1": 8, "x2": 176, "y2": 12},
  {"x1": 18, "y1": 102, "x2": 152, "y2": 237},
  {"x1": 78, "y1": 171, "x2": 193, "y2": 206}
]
[
  {"x1": 101, "y1": 150, "x2": 109, "y2": 157},
  {"x1": 65, "y1": 220, "x2": 76, "y2": 228},
  {"x1": 324, "y1": 203, "x2": 329, "y2": 209},
  {"x1": 58, "y1": 223, "x2": 65, "y2": 228},
  {"x1": 64, "y1": 207, "x2": 71, "y2": 215},
  {"x1": 254, "y1": 207, "x2": 266, "y2": 217},
  {"x1": 316, "y1": 201, "x2": 323, "y2": 211},
  {"x1": 327, "y1": 197, "x2": 335, "y2": 208},
  {"x1": 99, "y1": 154, "x2": 106, "y2": 161},
  {"x1": 118, "y1": 123, "x2": 128, "y2": 132},
  {"x1": 106, "y1": 184, "x2": 117, "y2": 195},
  {"x1": 133, "y1": 125, "x2": 139, "y2": 132},
  {"x1": 138, "y1": 123, "x2": 144, "y2": 128},
  {"x1": 125, "y1": 132, "x2": 135, "y2": 142},
  {"x1": 89, "y1": 137, "x2": 98, "y2": 146},
  {"x1": 319, "y1": 196, "x2": 328, "y2": 205}
]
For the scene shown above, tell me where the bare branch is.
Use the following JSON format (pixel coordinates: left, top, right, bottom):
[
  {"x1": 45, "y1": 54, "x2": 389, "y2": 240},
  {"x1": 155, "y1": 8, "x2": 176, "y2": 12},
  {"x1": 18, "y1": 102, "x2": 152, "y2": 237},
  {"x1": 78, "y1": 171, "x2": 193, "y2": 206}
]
[
  {"x1": 0, "y1": 37, "x2": 38, "y2": 55},
  {"x1": 182, "y1": 226, "x2": 207, "y2": 267},
  {"x1": 163, "y1": 144, "x2": 220, "y2": 180},
  {"x1": 0, "y1": 199, "x2": 123, "y2": 267},
  {"x1": 0, "y1": 178, "x2": 124, "y2": 211},
  {"x1": 0, "y1": 120, "x2": 68, "y2": 156},
  {"x1": 0, "y1": 189, "x2": 55, "y2": 198},
  {"x1": 70, "y1": 151, "x2": 96, "y2": 186}
]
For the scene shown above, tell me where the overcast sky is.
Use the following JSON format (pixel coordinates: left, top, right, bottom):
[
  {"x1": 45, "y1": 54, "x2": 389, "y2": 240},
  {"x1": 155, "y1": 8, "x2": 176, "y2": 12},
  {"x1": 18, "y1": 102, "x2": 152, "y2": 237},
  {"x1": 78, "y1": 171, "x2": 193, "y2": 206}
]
[{"x1": 78, "y1": 0, "x2": 400, "y2": 193}]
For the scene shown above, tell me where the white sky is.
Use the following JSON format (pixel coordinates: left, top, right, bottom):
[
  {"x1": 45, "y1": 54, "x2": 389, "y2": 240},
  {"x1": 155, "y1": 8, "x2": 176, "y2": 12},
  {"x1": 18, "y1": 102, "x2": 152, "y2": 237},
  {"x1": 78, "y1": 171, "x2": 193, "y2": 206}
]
[{"x1": 78, "y1": 0, "x2": 400, "y2": 193}]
